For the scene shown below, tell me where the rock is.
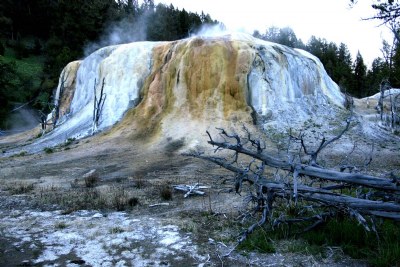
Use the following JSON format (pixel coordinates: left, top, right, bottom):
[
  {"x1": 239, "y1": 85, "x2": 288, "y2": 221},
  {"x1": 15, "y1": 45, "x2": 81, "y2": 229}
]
[
  {"x1": 82, "y1": 169, "x2": 97, "y2": 179},
  {"x1": 20, "y1": 260, "x2": 33, "y2": 266},
  {"x1": 70, "y1": 259, "x2": 86, "y2": 265}
]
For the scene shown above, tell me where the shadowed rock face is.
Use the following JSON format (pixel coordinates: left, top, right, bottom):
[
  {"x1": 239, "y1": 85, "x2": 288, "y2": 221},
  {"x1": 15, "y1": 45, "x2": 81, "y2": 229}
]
[{"x1": 19, "y1": 33, "x2": 345, "y2": 152}]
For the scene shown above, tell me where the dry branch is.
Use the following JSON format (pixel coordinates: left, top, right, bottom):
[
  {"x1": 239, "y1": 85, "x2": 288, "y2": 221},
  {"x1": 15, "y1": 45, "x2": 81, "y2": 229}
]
[
  {"x1": 205, "y1": 131, "x2": 400, "y2": 192},
  {"x1": 173, "y1": 184, "x2": 209, "y2": 197},
  {"x1": 185, "y1": 122, "x2": 400, "y2": 246}
]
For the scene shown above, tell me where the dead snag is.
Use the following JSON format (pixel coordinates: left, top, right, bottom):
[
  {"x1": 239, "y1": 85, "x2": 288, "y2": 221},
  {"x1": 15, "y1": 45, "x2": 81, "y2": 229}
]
[{"x1": 92, "y1": 78, "x2": 106, "y2": 134}]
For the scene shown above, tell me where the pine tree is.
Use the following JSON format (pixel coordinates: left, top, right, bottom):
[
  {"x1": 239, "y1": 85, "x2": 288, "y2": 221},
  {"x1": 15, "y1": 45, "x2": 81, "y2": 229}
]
[
  {"x1": 390, "y1": 44, "x2": 400, "y2": 87},
  {"x1": 353, "y1": 51, "x2": 367, "y2": 97},
  {"x1": 335, "y1": 43, "x2": 353, "y2": 92},
  {"x1": 366, "y1": 58, "x2": 390, "y2": 96}
]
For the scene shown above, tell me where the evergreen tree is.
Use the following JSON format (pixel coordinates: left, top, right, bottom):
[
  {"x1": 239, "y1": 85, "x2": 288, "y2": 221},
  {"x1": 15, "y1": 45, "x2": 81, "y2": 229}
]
[
  {"x1": 390, "y1": 44, "x2": 400, "y2": 87},
  {"x1": 366, "y1": 57, "x2": 390, "y2": 95},
  {"x1": 353, "y1": 51, "x2": 368, "y2": 97},
  {"x1": 257, "y1": 26, "x2": 305, "y2": 49},
  {"x1": 0, "y1": 59, "x2": 19, "y2": 128},
  {"x1": 335, "y1": 43, "x2": 353, "y2": 92},
  {"x1": 255, "y1": 29, "x2": 362, "y2": 96},
  {"x1": 178, "y1": 9, "x2": 190, "y2": 38},
  {"x1": 306, "y1": 36, "x2": 326, "y2": 59}
]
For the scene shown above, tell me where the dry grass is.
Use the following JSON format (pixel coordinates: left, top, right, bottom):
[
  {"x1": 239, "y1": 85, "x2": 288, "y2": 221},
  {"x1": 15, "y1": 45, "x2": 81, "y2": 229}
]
[
  {"x1": 35, "y1": 184, "x2": 142, "y2": 213},
  {"x1": 4, "y1": 182, "x2": 35, "y2": 195}
]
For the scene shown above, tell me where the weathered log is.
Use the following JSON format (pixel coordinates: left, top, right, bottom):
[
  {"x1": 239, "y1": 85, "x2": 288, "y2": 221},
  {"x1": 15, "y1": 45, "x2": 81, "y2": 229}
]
[
  {"x1": 187, "y1": 126, "x2": 400, "y2": 248},
  {"x1": 188, "y1": 153, "x2": 400, "y2": 220},
  {"x1": 205, "y1": 137, "x2": 400, "y2": 192}
]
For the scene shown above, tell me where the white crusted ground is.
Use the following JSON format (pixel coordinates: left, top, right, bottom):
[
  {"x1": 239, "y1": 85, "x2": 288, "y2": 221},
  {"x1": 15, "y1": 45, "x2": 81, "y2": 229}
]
[{"x1": 0, "y1": 208, "x2": 206, "y2": 266}]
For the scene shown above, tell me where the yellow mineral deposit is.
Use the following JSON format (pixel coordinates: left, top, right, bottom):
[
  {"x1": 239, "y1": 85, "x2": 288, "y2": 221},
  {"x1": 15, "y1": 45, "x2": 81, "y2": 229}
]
[
  {"x1": 52, "y1": 61, "x2": 80, "y2": 122},
  {"x1": 127, "y1": 37, "x2": 256, "y2": 140}
]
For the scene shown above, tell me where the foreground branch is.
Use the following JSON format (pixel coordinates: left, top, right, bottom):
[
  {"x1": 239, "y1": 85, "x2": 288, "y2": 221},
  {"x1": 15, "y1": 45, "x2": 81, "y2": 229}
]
[{"x1": 185, "y1": 124, "x2": 400, "y2": 246}]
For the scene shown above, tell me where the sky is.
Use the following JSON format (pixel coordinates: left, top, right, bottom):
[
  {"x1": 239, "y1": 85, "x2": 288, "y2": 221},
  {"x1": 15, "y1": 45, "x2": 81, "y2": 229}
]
[{"x1": 155, "y1": 0, "x2": 393, "y2": 67}]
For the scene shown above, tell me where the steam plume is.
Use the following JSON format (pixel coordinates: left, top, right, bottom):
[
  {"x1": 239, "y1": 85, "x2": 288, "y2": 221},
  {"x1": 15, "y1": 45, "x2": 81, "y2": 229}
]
[{"x1": 84, "y1": 12, "x2": 150, "y2": 56}]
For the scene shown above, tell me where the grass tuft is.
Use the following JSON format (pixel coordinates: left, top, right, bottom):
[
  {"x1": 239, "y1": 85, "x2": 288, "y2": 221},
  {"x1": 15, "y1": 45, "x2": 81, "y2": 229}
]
[
  {"x1": 109, "y1": 227, "x2": 125, "y2": 234},
  {"x1": 5, "y1": 182, "x2": 35, "y2": 195},
  {"x1": 238, "y1": 227, "x2": 276, "y2": 253},
  {"x1": 300, "y1": 217, "x2": 400, "y2": 266}
]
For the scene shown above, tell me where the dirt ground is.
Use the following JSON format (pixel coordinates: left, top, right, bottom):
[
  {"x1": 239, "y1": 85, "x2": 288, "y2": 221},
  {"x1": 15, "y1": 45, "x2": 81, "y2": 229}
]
[{"x1": 0, "y1": 104, "x2": 399, "y2": 266}]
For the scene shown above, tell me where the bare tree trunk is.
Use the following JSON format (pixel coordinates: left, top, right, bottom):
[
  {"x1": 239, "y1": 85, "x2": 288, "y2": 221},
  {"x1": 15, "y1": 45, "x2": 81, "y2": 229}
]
[
  {"x1": 92, "y1": 78, "x2": 106, "y2": 134},
  {"x1": 52, "y1": 70, "x2": 69, "y2": 129}
]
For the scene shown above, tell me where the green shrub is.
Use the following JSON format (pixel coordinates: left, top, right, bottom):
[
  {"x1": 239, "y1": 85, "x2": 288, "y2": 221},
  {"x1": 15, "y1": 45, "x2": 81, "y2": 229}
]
[
  {"x1": 238, "y1": 215, "x2": 400, "y2": 266},
  {"x1": 54, "y1": 221, "x2": 68, "y2": 229},
  {"x1": 16, "y1": 151, "x2": 27, "y2": 157},
  {"x1": 302, "y1": 217, "x2": 400, "y2": 267},
  {"x1": 64, "y1": 138, "x2": 76, "y2": 146},
  {"x1": 109, "y1": 227, "x2": 124, "y2": 234},
  {"x1": 43, "y1": 147, "x2": 54, "y2": 154}
]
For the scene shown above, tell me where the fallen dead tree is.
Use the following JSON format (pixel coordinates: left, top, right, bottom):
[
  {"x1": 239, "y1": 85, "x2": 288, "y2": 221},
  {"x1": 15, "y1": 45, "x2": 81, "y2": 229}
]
[{"x1": 185, "y1": 119, "x2": 400, "y2": 246}]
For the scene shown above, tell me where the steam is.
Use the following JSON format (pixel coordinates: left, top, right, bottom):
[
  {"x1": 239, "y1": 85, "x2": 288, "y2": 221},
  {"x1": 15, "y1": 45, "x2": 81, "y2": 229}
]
[
  {"x1": 84, "y1": 13, "x2": 150, "y2": 56},
  {"x1": 190, "y1": 23, "x2": 253, "y2": 41},
  {"x1": 84, "y1": 18, "x2": 239, "y2": 57},
  {"x1": 191, "y1": 23, "x2": 228, "y2": 37}
]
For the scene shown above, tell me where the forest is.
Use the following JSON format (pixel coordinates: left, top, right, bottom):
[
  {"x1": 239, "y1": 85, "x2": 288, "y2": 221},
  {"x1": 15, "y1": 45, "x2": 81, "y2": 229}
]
[{"x1": 0, "y1": 0, "x2": 399, "y2": 129}]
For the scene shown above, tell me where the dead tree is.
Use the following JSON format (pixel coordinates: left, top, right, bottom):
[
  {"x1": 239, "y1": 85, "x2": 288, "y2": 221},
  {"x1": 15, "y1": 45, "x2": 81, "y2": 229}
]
[
  {"x1": 389, "y1": 90, "x2": 400, "y2": 129},
  {"x1": 186, "y1": 120, "x2": 400, "y2": 247},
  {"x1": 377, "y1": 80, "x2": 400, "y2": 132},
  {"x1": 92, "y1": 78, "x2": 106, "y2": 134},
  {"x1": 52, "y1": 70, "x2": 69, "y2": 129}
]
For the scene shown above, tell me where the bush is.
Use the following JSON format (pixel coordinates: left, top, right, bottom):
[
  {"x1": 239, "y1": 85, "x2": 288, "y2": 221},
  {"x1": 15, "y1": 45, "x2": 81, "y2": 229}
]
[
  {"x1": 133, "y1": 175, "x2": 147, "y2": 189},
  {"x1": 159, "y1": 184, "x2": 173, "y2": 201},
  {"x1": 43, "y1": 147, "x2": 54, "y2": 154},
  {"x1": 14, "y1": 39, "x2": 30, "y2": 59},
  {"x1": 127, "y1": 197, "x2": 139, "y2": 207},
  {"x1": 82, "y1": 169, "x2": 99, "y2": 188}
]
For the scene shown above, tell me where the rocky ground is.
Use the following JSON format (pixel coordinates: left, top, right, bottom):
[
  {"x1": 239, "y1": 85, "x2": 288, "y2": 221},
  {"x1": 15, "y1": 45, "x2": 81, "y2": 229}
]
[{"x1": 0, "y1": 102, "x2": 399, "y2": 266}]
